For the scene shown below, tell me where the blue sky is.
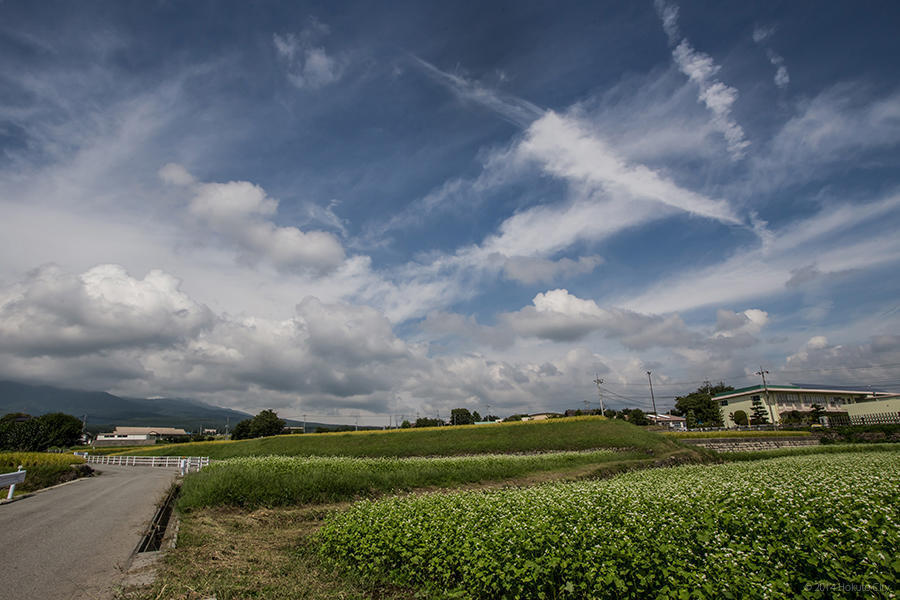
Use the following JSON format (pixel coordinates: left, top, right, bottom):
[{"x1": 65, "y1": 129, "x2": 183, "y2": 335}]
[{"x1": 1, "y1": 1, "x2": 899, "y2": 423}]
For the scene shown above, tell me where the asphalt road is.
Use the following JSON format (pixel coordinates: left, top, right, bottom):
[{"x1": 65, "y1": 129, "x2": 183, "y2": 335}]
[{"x1": 0, "y1": 464, "x2": 179, "y2": 600}]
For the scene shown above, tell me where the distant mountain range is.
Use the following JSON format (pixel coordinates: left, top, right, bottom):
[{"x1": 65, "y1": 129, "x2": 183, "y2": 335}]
[{"x1": 0, "y1": 380, "x2": 361, "y2": 434}]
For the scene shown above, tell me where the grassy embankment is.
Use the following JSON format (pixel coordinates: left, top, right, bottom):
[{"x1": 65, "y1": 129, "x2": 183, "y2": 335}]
[
  {"x1": 170, "y1": 418, "x2": 702, "y2": 509},
  {"x1": 118, "y1": 416, "x2": 681, "y2": 458},
  {"x1": 0, "y1": 452, "x2": 91, "y2": 494}
]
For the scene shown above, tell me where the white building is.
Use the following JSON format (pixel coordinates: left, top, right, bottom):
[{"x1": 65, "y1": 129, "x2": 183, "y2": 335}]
[
  {"x1": 714, "y1": 384, "x2": 897, "y2": 428},
  {"x1": 646, "y1": 414, "x2": 687, "y2": 430},
  {"x1": 94, "y1": 426, "x2": 190, "y2": 446}
]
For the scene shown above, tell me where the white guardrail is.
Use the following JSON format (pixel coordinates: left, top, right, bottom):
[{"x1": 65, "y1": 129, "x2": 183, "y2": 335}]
[
  {"x1": 76, "y1": 453, "x2": 210, "y2": 475},
  {"x1": 1, "y1": 466, "x2": 26, "y2": 500}
]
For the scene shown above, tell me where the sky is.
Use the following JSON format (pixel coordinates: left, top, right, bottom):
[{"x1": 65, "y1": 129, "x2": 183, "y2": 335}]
[{"x1": 1, "y1": 1, "x2": 899, "y2": 425}]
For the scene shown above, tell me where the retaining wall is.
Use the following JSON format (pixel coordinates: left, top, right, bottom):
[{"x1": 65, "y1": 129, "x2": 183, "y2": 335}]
[{"x1": 681, "y1": 437, "x2": 820, "y2": 453}]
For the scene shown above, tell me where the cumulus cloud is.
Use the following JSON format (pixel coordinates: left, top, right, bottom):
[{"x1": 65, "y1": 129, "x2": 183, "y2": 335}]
[
  {"x1": 273, "y1": 22, "x2": 344, "y2": 90},
  {"x1": 710, "y1": 308, "x2": 769, "y2": 349},
  {"x1": 500, "y1": 289, "x2": 700, "y2": 350},
  {"x1": 655, "y1": 1, "x2": 750, "y2": 159},
  {"x1": 0, "y1": 264, "x2": 419, "y2": 413},
  {"x1": 0, "y1": 263, "x2": 213, "y2": 357},
  {"x1": 159, "y1": 166, "x2": 346, "y2": 274}
]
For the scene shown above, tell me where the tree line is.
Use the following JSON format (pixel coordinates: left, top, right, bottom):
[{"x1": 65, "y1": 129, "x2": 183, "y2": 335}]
[{"x1": 0, "y1": 412, "x2": 83, "y2": 451}]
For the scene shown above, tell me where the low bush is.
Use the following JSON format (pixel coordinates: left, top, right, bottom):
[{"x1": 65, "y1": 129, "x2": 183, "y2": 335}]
[
  {"x1": 319, "y1": 453, "x2": 899, "y2": 599},
  {"x1": 816, "y1": 424, "x2": 900, "y2": 444}
]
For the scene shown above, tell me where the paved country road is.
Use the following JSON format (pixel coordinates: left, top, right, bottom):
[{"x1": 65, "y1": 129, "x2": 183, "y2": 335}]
[{"x1": 0, "y1": 465, "x2": 179, "y2": 600}]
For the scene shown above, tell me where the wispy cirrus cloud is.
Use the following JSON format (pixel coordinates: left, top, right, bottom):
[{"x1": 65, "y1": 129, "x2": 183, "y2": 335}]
[
  {"x1": 655, "y1": 0, "x2": 750, "y2": 160},
  {"x1": 412, "y1": 56, "x2": 543, "y2": 127},
  {"x1": 274, "y1": 19, "x2": 344, "y2": 90}
]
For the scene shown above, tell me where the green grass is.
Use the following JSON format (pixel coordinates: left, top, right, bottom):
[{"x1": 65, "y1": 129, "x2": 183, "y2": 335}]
[
  {"x1": 663, "y1": 429, "x2": 812, "y2": 438},
  {"x1": 319, "y1": 452, "x2": 900, "y2": 599},
  {"x1": 0, "y1": 452, "x2": 91, "y2": 494},
  {"x1": 121, "y1": 417, "x2": 678, "y2": 459},
  {"x1": 721, "y1": 442, "x2": 900, "y2": 461},
  {"x1": 177, "y1": 449, "x2": 663, "y2": 510}
]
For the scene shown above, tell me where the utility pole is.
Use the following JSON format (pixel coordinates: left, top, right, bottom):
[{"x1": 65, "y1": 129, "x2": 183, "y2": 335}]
[
  {"x1": 355, "y1": 415, "x2": 359, "y2": 431},
  {"x1": 225, "y1": 417, "x2": 229, "y2": 436},
  {"x1": 593, "y1": 376, "x2": 605, "y2": 415},
  {"x1": 302, "y1": 414, "x2": 307, "y2": 434},
  {"x1": 486, "y1": 404, "x2": 491, "y2": 421},
  {"x1": 647, "y1": 371, "x2": 658, "y2": 417},
  {"x1": 755, "y1": 367, "x2": 776, "y2": 426}
]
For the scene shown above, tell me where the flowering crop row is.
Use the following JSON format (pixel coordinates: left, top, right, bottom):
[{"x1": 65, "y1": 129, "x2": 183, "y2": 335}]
[
  {"x1": 177, "y1": 450, "x2": 625, "y2": 509},
  {"x1": 0, "y1": 451, "x2": 85, "y2": 468},
  {"x1": 318, "y1": 452, "x2": 900, "y2": 599}
]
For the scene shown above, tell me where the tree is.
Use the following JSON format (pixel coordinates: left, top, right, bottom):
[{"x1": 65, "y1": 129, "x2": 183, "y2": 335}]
[
  {"x1": 603, "y1": 409, "x2": 617, "y2": 419},
  {"x1": 472, "y1": 411, "x2": 482, "y2": 423},
  {"x1": 808, "y1": 403, "x2": 826, "y2": 425},
  {"x1": 450, "y1": 408, "x2": 474, "y2": 426},
  {"x1": 400, "y1": 420, "x2": 411, "y2": 428},
  {"x1": 0, "y1": 412, "x2": 83, "y2": 451},
  {"x1": 415, "y1": 417, "x2": 441, "y2": 428},
  {"x1": 685, "y1": 409, "x2": 698, "y2": 429},
  {"x1": 779, "y1": 410, "x2": 803, "y2": 426},
  {"x1": 730, "y1": 410, "x2": 749, "y2": 426},
  {"x1": 750, "y1": 396, "x2": 769, "y2": 425},
  {"x1": 672, "y1": 382, "x2": 732, "y2": 427},
  {"x1": 231, "y1": 419, "x2": 252, "y2": 440},
  {"x1": 619, "y1": 408, "x2": 649, "y2": 426},
  {"x1": 36, "y1": 413, "x2": 83, "y2": 448},
  {"x1": 249, "y1": 409, "x2": 286, "y2": 438}
]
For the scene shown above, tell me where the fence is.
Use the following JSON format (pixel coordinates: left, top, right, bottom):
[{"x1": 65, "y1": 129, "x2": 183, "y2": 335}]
[
  {"x1": 1, "y1": 466, "x2": 26, "y2": 500},
  {"x1": 78, "y1": 454, "x2": 210, "y2": 473}
]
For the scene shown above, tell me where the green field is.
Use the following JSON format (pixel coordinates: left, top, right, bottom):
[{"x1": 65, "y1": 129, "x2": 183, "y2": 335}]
[
  {"x1": 319, "y1": 452, "x2": 900, "y2": 599},
  {"x1": 177, "y1": 449, "x2": 662, "y2": 510},
  {"x1": 120, "y1": 417, "x2": 679, "y2": 459}
]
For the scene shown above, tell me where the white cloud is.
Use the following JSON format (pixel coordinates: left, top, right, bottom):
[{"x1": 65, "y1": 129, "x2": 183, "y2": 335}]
[
  {"x1": 656, "y1": 1, "x2": 750, "y2": 159},
  {"x1": 752, "y1": 25, "x2": 790, "y2": 89},
  {"x1": 412, "y1": 57, "x2": 543, "y2": 127},
  {"x1": 158, "y1": 162, "x2": 195, "y2": 186},
  {"x1": 0, "y1": 264, "x2": 213, "y2": 356},
  {"x1": 512, "y1": 111, "x2": 742, "y2": 224},
  {"x1": 623, "y1": 195, "x2": 900, "y2": 315},
  {"x1": 179, "y1": 174, "x2": 346, "y2": 274},
  {"x1": 274, "y1": 26, "x2": 344, "y2": 90},
  {"x1": 715, "y1": 308, "x2": 768, "y2": 334}
]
